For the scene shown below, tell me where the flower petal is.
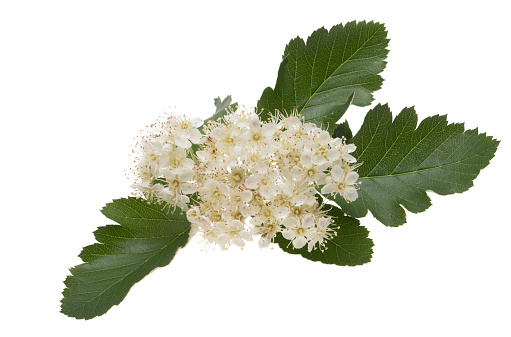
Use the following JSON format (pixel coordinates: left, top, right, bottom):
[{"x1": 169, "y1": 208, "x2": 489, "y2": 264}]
[
  {"x1": 301, "y1": 214, "x2": 315, "y2": 228},
  {"x1": 291, "y1": 165, "x2": 304, "y2": 177},
  {"x1": 307, "y1": 241, "x2": 315, "y2": 252},
  {"x1": 241, "y1": 190, "x2": 253, "y2": 203},
  {"x1": 345, "y1": 144, "x2": 356, "y2": 153},
  {"x1": 191, "y1": 117, "x2": 203, "y2": 128},
  {"x1": 179, "y1": 169, "x2": 194, "y2": 182},
  {"x1": 282, "y1": 229, "x2": 295, "y2": 240},
  {"x1": 273, "y1": 206, "x2": 290, "y2": 219},
  {"x1": 180, "y1": 182, "x2": 197, "y2": 194},
  {"x1": 321, "y1": 183, "x2": 337, "y2": 195},
  {"x1": 318, "y1": 131, "x2": 330, "y2": 144},
  {"x1": 245, "y1": 176, "x2": 260, "y2": 189},
  {"x1": 261, "y1": 123, "x2": 278, "y2": 137},
  {"x1": 239, "y1": 230, "x2": 253, "y2": 241},
  {"x1": 282, "y1": 216, "x2": 298, "y2": 228},
  {"x1": 345, "y1": 171, "x2": 359, "y2": 184},
  {"x1": 258, "y1": 236, "x2": 270, "y2": 248},
  {"x1": 300, "y1": 153, "x2": 313, "y2": 168},
  {"x1": 230, "y1": 220, "x2": 244, "y2": 230},
  {"x1": 233, "y1": 237, "x2": 246, "y2": 247},
  {"x1": 326, "y1": 149, "x2": 340, "y2": 161},
  {"x1": 304, "y1": 142, "x2": 318, "y2": 153},
  {"x1": 189, "y1": 128, "x2": 202, "y2": 144},
  {"x1": 314, "y1": 172, "x2": 327, "y2": 186},
  {"x1": 330, "y1": 165, "x2": 345, "y2": 182},
  {"x1": 293, "y1": 236, "x2": 307, "y2": 249},
  {"x1": 342, "y1": 154, "x2": 357, "y2": 163},
  {"x1": 175, "y1": 137, "x2": 191, "y2": 149},
  {"x1": 249, "y1": 117, "x2": 261, "y2": 131},
  {"x1": 344, "y1": 186, "x2": 359, "y2": 201}
]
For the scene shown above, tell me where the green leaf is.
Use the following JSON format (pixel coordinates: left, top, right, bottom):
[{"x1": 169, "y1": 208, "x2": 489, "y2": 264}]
[
  {"x1": 61, "y1": 197, "x2": 191, "y2": 320},
  {"x1": 332, "y1": 120, "x2": 353, "y2": 142},
  {"x1": 305, "y1": 92, "x2": 354, "y2": 135},
  {"x1": 335, "y1": 104, "x2": 500, "y2": 227},
  {"x1": 274, "y1": 207, "x2": 373, "y2": 266},
  {"x1": 192, "y1": 95, "x2": 237, "y2": 154},
  {"x1": 204, "y1": 95, "x2": 237, "y2": 125},
  {"x1": 257, "y1": 20, "x2": 389, "y2": 131}
]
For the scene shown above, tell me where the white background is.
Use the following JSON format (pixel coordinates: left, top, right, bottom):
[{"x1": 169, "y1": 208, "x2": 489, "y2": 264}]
[{"x1": 1, "y1": 0, "x2": 510, "y2": 336}]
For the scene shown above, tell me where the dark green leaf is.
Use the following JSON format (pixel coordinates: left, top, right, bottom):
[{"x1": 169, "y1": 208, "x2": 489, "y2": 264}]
[
  {"x1": 335, "y1": 104, "x2": 500, "y2": 227},
  {"x1": 61, "y1": 197, "x2": 191, "y2": 320},
  {"x1": 304, "y1": 92, "x2": 354, "y2": 134},
  {"x1": 274, "y1": 207, "x2": 373, "y2": 266},
  {"x1": 258, "y1": 20, "x2": 389, "y2": 132},
  {"x1": 332, "y1": 120, "x2": 353, "y2": 142}
]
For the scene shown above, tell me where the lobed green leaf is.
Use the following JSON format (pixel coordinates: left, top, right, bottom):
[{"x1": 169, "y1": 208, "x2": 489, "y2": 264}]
[
  {"x1": 258, "y1": 20, "x2": 389, "y2": 132},
  {"x1": 335, "y1": 104, "x2": 500, "y2": 227},
  {"x1": 61, "y1": 197, "x2": 190, "y2": 320}
]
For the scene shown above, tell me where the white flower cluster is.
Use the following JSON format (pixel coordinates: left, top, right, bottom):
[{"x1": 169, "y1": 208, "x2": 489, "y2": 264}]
[{"x1": 131, "y1": 107, "x2": 360, "y2": 252}]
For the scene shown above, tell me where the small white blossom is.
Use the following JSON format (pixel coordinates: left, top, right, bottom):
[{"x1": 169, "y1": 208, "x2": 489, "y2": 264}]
[
  {"x1": 321, "y1": 165, "x2": 359, "y2": 201},
  {"x1": 307, "y1": 216, "x2": 335, "y2": 252},
  {"x1": 216, "y1": 220, "x2": 253, "y2": 248},
  {"x1": 281, "y1": 215, "x2": 315, "y2": 249}
]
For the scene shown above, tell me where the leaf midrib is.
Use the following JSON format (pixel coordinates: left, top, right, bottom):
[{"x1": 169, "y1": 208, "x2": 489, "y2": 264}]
[{"x1": 360, "y1": 137, "x2": 493, "y2": 180}]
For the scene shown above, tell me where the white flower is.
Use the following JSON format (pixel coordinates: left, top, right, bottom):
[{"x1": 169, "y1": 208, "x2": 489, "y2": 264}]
[
  {"x1": 321, "y1": 165, "x2": 359, "y2": 201},
  {"x1": 245, "y1": 117, "x2": 278, "y2": 148},
  {"x1": 161, "y1": 167, "x2": 197, "y2": 195},
  {"x1": 157, "y1": 188, "x2": 190, "y2": 211},
  {"x1": 244, "y1": 165, "x2": 280, "y2": 198},
  {"x1": 307, "y1": 216, "x2": 334, "y2": 252},
  {"x1": 291, "y1": 152, "x2": 331, "y2": 186},
  {"x1": 281, "y1": 215, "x2": 315, "y2": 249},
  {"x1": 131, "y1": 182, "x2": 163, "y2": 199},
  {"x1": 339, "y1": 143, "x2": 357, "y2": 163},
  {"x1": 251, "y1": 221, "x2": 281, "y2": 248},
  {"x1": 140, "y1": 139, "x2": 172, "y2": 171},
  {"x1": 186, "y1": 206, "x2": 201, "y2": 223},
  {"x1": 168, "y1": 147, "x2": 195, "y2": 170},
  {"x1": 225, "y1": 166, "x2": 248, "y2": 189},
  {"x1": 280, "y1": 116, "x2": 301, "y2": 130},
  {"x1": 172, "y1": 116, "x2": 203, "y2": 149},
  {"x1": 216, "y1": 220, "x2": 253, "y2": 248}
]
